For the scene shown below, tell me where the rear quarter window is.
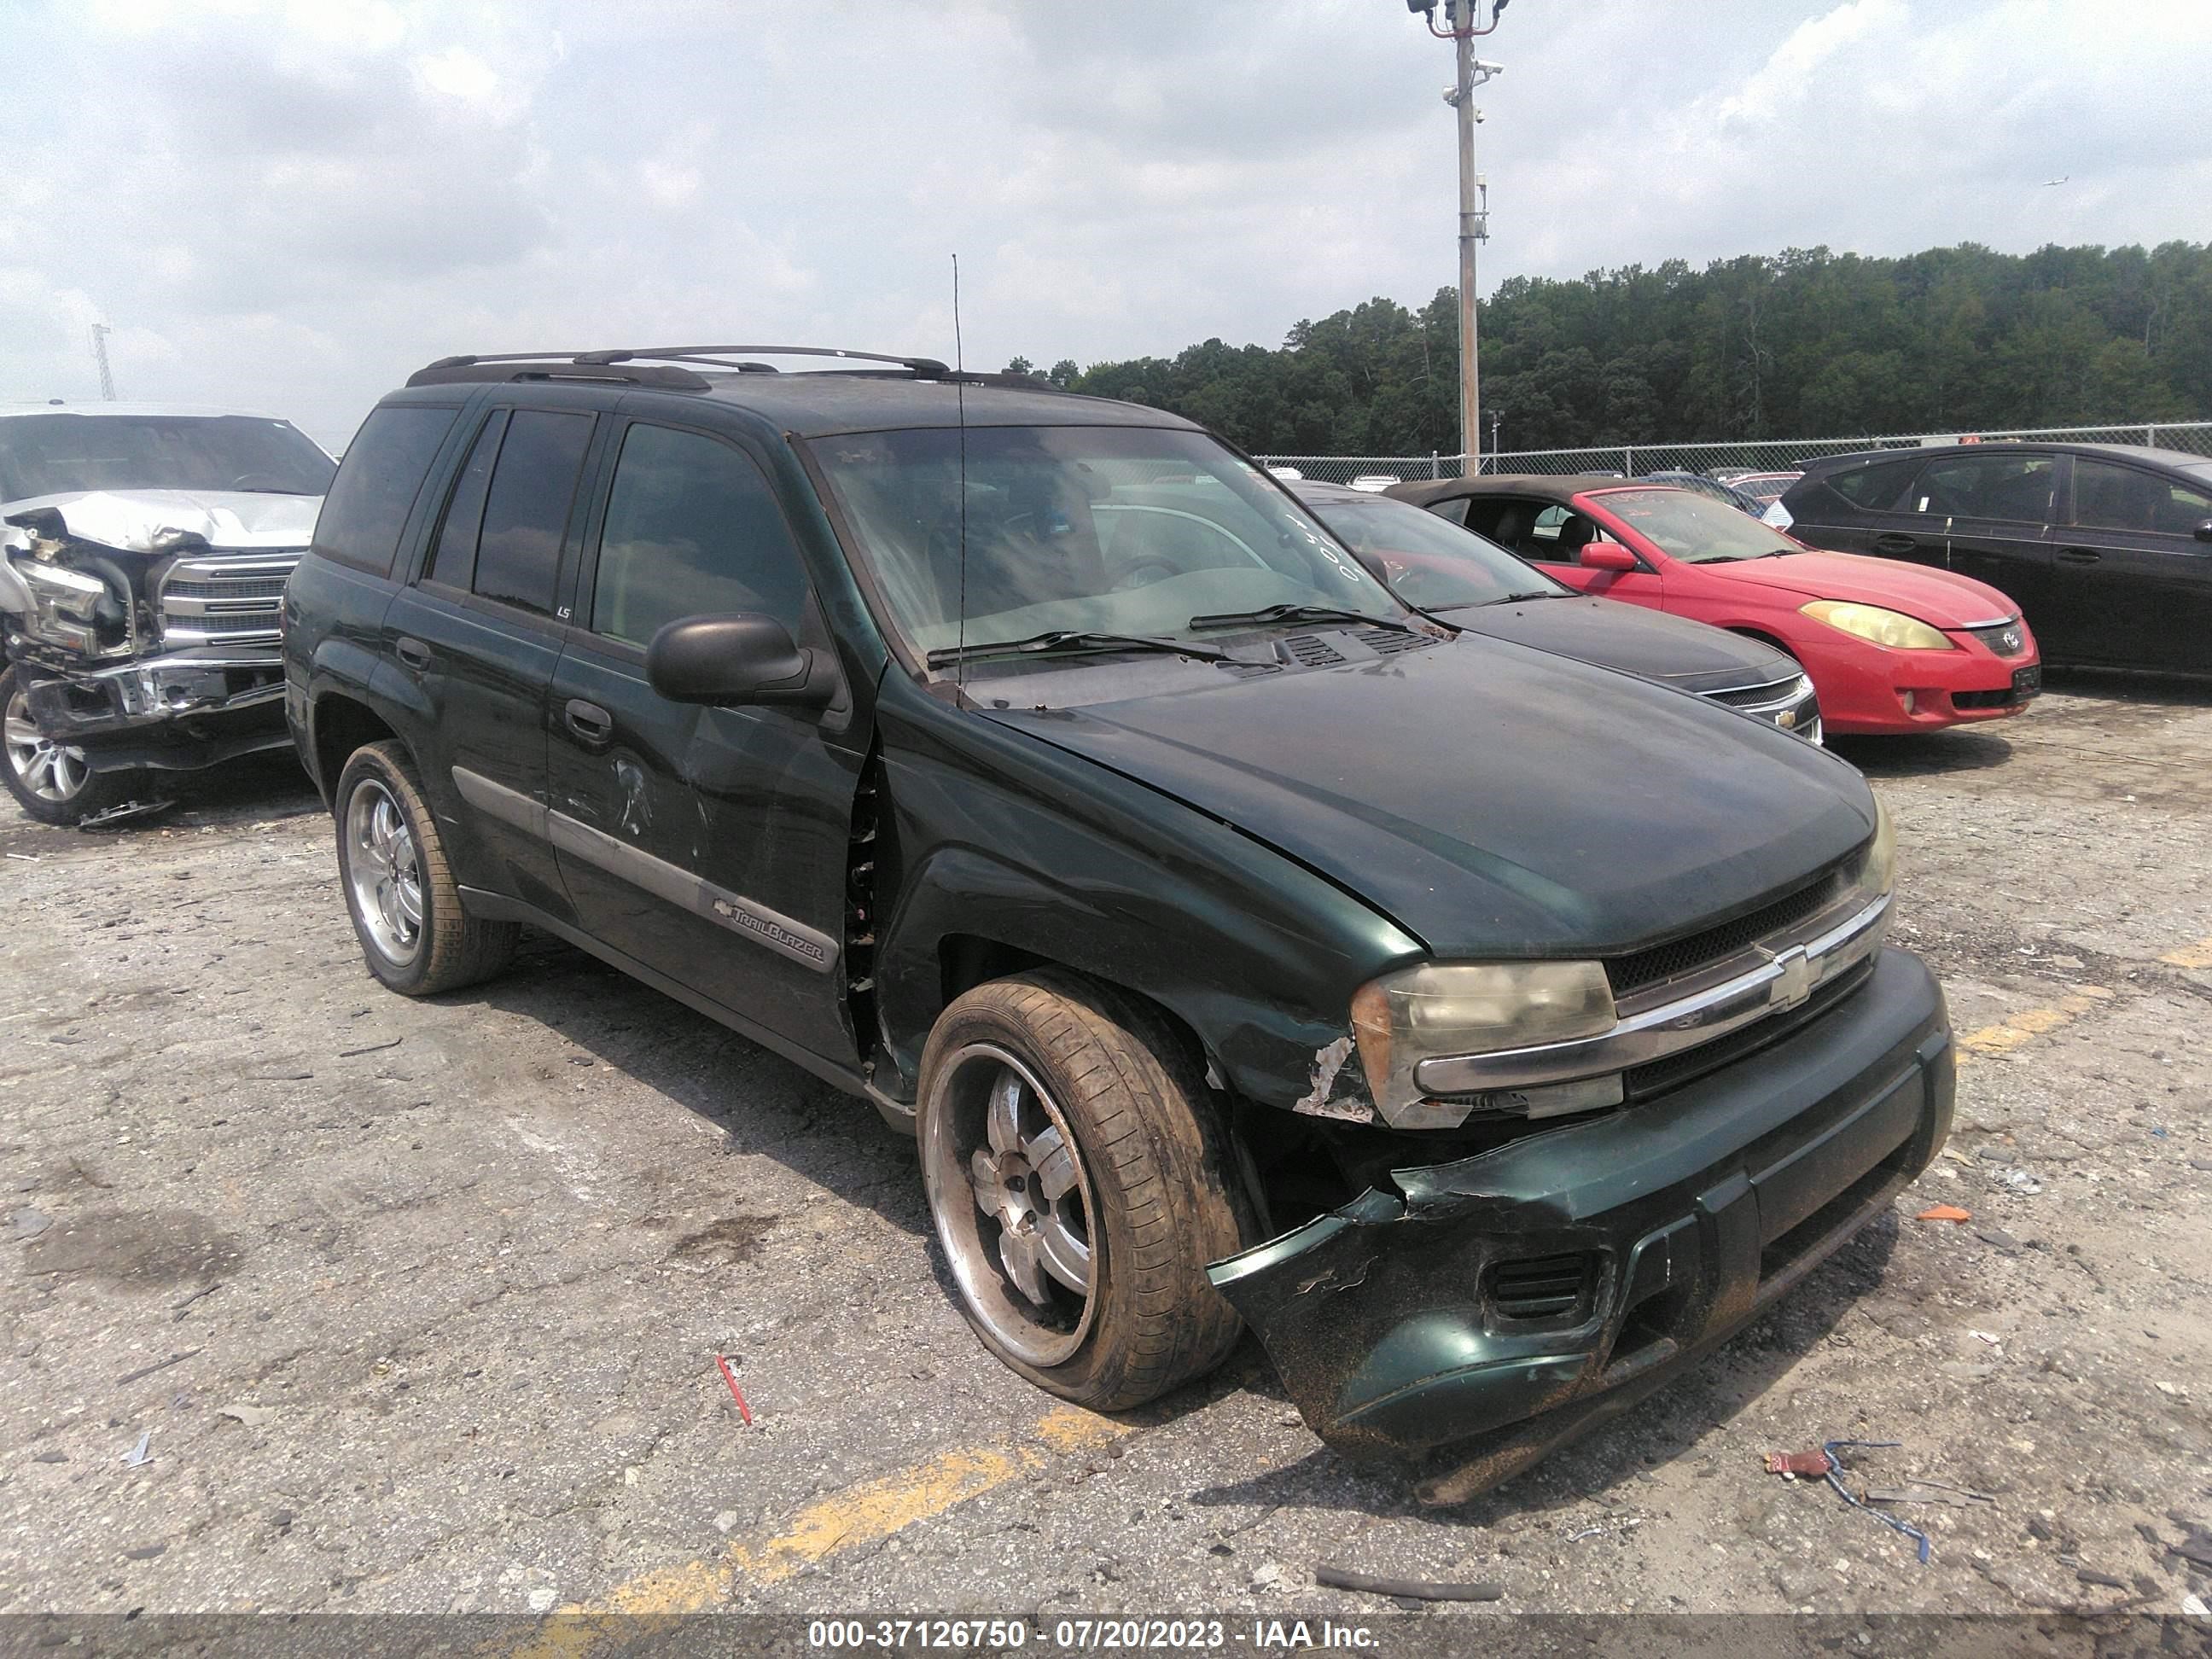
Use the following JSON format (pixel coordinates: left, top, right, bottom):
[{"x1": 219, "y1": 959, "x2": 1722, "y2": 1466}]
[
  {"x1": 311, "y1": 405, "x2": 459, "y2": 577},
  {"x1": 1823, "y1": 457, "x2": 1920, "y2": 510}
]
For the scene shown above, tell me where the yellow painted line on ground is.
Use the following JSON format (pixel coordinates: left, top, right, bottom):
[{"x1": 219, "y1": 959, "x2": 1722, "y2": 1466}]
[
  {"x1": 1955, "y1": 985, "x2": 2116, "y2": 1065},
  {"x1": 2159, "y1": 935, "x2": 2212, "y2": 970},
  {"x1": 568, "y1": 1406, "x2": 1131, "y2": 1619}
]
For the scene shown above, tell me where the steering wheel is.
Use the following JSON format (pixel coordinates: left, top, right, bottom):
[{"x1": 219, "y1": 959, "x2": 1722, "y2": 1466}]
[{"x1": 1112, "y1": 559, "x2": 1182, "y2": 591}]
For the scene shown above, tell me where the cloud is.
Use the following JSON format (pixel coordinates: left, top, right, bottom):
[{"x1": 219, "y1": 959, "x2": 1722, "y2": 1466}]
[
  {"x1": 1, "y1": 0, "x2": 2204, "y2": 448},
  {"x1": 1715, "y1": 0, "x2": 1906, "y2": 128}
]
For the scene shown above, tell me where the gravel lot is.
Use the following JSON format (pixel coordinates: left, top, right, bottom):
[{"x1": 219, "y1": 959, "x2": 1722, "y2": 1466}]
[{"x1": 2, "y1": 677, "x2": 2209, "y2": 1625}]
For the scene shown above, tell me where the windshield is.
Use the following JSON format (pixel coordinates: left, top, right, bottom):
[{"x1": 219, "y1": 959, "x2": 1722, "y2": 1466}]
[
  {"x1": 1598, "y1": 487, "x2": 1805, "y2": 562},
  {"x1": 0, "y1": 414, "x2": 336, "y2": 502},
  {"x1": 1308, "y1": 495, "x2": 1568, "y2": 609},
  {"x1": 811, "y1": 425, "x2": 1406, "y2": 663}
]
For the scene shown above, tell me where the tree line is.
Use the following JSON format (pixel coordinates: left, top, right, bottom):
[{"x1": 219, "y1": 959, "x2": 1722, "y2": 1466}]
[{"x1": 1005, "y1": 242, "x2": 2212, "y2": 456}]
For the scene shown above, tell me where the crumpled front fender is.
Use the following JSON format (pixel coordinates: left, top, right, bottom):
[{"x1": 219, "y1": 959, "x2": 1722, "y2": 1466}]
[{"x1": 1208, "y1": 947, "x2": 1953, "y2": 1481}]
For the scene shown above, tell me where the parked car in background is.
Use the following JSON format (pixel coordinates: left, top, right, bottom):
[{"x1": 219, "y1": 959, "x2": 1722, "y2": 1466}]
[
  {"x1": 286, "y1": 346, "x2": 1951, "y2": 1493},
  {"x1": 0, "y1": 402, "x2": 335, "y2": 823},
  {"x1": 1289, "y1": 480, "x2": 1821, "y2": 739},
  {"x1": 1347, "y1": 474, "x2": 1400, "y2": 493},
  {"x1": 1390, "y1": 474, "x2": 2040, "y2": 735},
  {"x1": 1643, "y1": 470, "x2": 1770, "y2": 518},
  {"x1": 1777, "y1": 443, "x2": 2212, "y2": 678},
  {"x1": 1718, "y1": 470, "x2": 1802, "y2": 510}
]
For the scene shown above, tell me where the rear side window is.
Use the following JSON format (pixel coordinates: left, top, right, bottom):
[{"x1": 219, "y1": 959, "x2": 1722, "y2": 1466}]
[
  {"x1": 472, "y1": 410, "x2": 596, "y2": 615},
  {"x1": 1904, "y1": 453, "x2": 2055, "y2": 523},
  {"x1": 1825, "y1": 457, "x2": 1919, "y2": 510},
  {"x1": 2073, "y1": 457, "x2": 2212, "y2": 537},
  {"x1": 423, "y1": 410, "x2": 509, "y2": 591},
  {"x1": 311, "y1": 405, "x2": 457, "y2": 576},
  {"x1": 589, "y1": 423, "x2": 811, "y2": 647}
]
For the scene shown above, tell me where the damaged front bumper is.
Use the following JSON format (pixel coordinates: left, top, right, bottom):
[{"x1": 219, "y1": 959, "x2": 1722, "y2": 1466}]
[
  {"x1": 1208, "y1": 946, "x2": 1952, "y2": 1500},
  {"x1": 14, "y1": 649, "x2": 291, "y2": 773}
]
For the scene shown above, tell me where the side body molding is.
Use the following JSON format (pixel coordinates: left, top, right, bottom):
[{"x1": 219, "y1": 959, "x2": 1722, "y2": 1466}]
[{"x1": 451, "y1": 765, "x2": 838, "y2": 974}]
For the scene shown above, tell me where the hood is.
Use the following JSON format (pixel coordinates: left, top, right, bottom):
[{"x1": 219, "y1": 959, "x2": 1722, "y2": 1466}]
[
  {"x1": 984, "y1": 633, "x2": 1872, "y2": 958},
  {"x1": 1697, "y1": 548, "x2": 2016, "y2": 626},
  {"x1": 1446, "y1": 596, "x2": 1796, "y2": 694},
  {"x1": 2, "y1": 489, "x2": 321, "y2": 553}
]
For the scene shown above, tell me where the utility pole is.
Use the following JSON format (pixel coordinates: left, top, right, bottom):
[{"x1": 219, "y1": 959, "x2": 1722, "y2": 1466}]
[
  {"x1": 1417, "y1": 1, "x2": 1504, "y2": 474},
  {"x1": 90, "y1": 323, "x2": 117, "y2": 401},
  {"x1": 1451, "y1": 9, "x2": 1481, "y2": 474}
]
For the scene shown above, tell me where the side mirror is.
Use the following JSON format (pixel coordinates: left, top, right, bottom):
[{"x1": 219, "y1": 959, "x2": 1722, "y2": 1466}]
[
  {"x1": 644, "y1": 613, "x2": 834, "y2": 709},
  {"x1": 1580, "y1": 541, "x2": 1639, "y2": 572},
  {"x1": 2194, "y1": 519, "x2": 2212, "y2": 544}
]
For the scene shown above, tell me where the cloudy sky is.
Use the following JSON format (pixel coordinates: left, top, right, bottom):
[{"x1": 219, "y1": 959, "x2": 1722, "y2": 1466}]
[{"x1": 4, "y1": 0, "x2": 2207, "y2": 448}]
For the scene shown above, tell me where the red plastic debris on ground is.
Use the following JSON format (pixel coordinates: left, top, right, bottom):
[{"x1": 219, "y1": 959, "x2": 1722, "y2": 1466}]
[
  {"x1": 716, "y1": 1353, "x2": 753, "y2": 1425},
  {"x1": 1764, "y1": 1448, "x2": 1836, "y2": 1477}
]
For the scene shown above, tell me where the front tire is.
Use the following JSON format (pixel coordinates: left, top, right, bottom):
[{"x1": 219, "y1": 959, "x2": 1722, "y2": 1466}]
[
  {"x1": 0, "y1": 665, "x2": 146, "y2": 827},
  {"x1": 917, "y1": 971, "x2": 1251, "y2": 1411},
  {"x1": 333, "y1": 740, "x2": 517, "y2": 995}
]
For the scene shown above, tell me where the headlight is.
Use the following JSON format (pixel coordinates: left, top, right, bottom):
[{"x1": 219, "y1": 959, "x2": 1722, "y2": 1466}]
[
  {"x1": 13, "y1": 558, "x2": 116, "y2": 655},
  {"x1": 1854, "y1": 798, "x2": 1896, "y2": 898},
  {"x1": 1350, "y1": 960, "x2": 1616, "y2": 1128},
  {"x1": 21, "y1": 561, "x2": 106, "y2": 601},
  {"x1": 1801, "y1": 600, "x2": 1953, "y2": 651}
]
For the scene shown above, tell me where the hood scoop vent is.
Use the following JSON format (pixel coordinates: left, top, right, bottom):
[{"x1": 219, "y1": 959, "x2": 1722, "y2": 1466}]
[
  {"x1": 1356, "y1": 626, "x2": 1433, "y2": 657},
  {"x1": 1280, "y1": 633, "x2": 1349, "y2": 669}
]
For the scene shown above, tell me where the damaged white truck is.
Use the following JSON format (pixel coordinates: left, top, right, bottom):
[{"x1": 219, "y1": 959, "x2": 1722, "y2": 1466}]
[{"x1": 0, "y1": 403, "x2": 335, "y2": 824}]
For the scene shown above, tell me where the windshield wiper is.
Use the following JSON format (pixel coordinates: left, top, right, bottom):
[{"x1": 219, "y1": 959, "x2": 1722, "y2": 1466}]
[
  {"x1": 924, "y1": 630, "x2": 1230, "y2": 669},
  {"x1": 1482, "y1": 590, "x2": 1566, "y2": 605},
  {"x1": 1186, "y1": 602, "x2": 1417, "y2": 634}
]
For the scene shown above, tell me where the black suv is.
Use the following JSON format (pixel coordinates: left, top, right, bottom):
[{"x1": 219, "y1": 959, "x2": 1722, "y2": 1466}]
[
  {"x1": 1778, "y1": 441, "x2": 2212, "y2": 677},
  {"x1": 285, "y1": 347, "x2": 1953, "y2": 1499}
]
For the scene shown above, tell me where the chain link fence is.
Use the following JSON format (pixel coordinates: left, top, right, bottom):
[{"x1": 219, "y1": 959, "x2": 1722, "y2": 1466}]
[{"x1": 1258, "y1": 420, "x2": 2212, "y2": 486}]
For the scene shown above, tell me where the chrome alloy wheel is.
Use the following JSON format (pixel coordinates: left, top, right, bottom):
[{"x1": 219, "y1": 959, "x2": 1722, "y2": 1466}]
[
  {"x1": 4, "y1": 686, "x2": 90, "y2": 804},
  {"x1": 922, "y1": 1043, "x2": 1099, "y2": 1366},
  {"x1": 345, "y1": 777, "x2": 425, "y2": 966}
]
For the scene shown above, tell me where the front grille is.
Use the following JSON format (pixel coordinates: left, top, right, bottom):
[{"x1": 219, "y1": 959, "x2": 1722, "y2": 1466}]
[
  {"x1": 1703, "y1": 673, "x2": 1802, "y2": 709},
  {"x1": 1952, "y1": 686, "x2": 2020, "y2": 710},
  {"x1": 162, "y1": 576, "x2": 289, "y2": 602},
  {"x1": 1966, "y1": 620, "x2": 2028, "y2": 657},
  {"x1": 157, "y1": 552, "x2": 303, "y2": 649},
  {"x1": 1604, "y1": 867, "x2": 1848, "y2": 998},
  {"x1": 1625, "y1": 954, "x2": 1874, "y2": 1100},
  {"x1": 1487, "y1": 1253, "x2": 1594, "y2": 1324}
]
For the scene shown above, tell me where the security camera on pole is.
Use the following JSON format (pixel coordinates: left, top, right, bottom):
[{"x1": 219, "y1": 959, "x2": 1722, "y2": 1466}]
[{"x1": 1406, "y1": 0, "x2": 1505, "y2": 475}]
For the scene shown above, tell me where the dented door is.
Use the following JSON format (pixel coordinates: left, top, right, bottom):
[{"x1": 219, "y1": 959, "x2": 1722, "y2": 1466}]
[{"x1": 544, "y1": 418, "x2": 864, "y2": 1067}]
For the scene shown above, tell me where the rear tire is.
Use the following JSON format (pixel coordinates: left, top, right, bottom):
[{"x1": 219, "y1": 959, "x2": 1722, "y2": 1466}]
[
  {"x1": 1, "y1": 665, "x2": 148, "y2": 827},
  {"x1": 917, "y1": 970, "x2": 1252, "y2": 1412},
  {"x1": 333, "y1": 740, "x2": 518, "y2": 995}
]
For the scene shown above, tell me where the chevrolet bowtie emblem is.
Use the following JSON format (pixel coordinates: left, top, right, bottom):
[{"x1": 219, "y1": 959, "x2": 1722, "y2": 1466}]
[{"x1": 1761, "y1": 944, "x2": 1815, "y2": 1010}]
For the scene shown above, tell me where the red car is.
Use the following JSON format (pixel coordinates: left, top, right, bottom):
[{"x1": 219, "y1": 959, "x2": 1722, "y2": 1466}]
[{"x1": 1391, "y1": 475, "x2": 2040, "y2": 736}]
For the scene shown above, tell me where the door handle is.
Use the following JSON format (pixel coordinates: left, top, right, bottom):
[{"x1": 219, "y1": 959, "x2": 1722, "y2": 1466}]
[
  {"x1": 2058, "y1": 547, "x2": 2101, "y2": 565},
  {"x1": 395, "y1": 637, "x2": 432, "y2": 669},
  {"x1": 1871, "y1": 534, "x2": 1918, "y2": 556},
  {"x1": 565, "y1": 699, "x2": 614, "y2": 745}
]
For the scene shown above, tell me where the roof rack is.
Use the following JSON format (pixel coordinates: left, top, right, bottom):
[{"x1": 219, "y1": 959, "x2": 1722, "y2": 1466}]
[{"x1": 405, "y1": 345, "x2": 953, "y2": 390}]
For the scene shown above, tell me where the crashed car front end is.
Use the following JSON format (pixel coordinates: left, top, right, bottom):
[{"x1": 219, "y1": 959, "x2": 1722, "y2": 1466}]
[
  {"x1": 3, "y1": 498, "x2": 311, "y2": 776},
  {"x1": 1204, "y1": 811, "x2": 1953, "y2": 1504}
]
